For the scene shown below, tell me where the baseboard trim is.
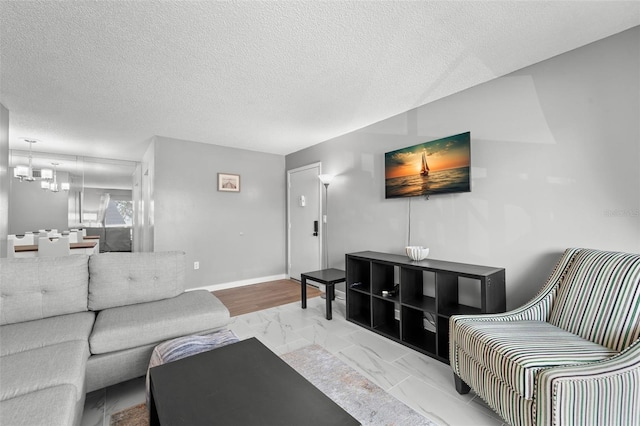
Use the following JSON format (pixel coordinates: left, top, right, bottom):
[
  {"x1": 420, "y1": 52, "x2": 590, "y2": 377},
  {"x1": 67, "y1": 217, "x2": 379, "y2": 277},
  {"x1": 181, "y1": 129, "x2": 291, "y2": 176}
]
[{"x1": 187, "y1": 274, "x2": 288, "y2": 292}]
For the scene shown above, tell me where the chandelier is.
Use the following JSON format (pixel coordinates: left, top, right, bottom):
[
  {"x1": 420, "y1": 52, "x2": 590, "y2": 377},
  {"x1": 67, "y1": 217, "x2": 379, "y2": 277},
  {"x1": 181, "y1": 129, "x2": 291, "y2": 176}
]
[
  {"x1": 40, "y1": 162, "x2": 70, "y2": 192},
  {"x1": 13, "y1": 139, "x2": 70, "y2": 192},
  {"x1": 13, "y1": 138, "x2": 37, "y2": 181}
]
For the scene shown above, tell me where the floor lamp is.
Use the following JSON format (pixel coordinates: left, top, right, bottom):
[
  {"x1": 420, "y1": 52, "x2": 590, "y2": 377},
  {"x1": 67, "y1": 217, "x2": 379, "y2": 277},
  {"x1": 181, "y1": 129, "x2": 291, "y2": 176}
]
[
  {"x1": 318, "y1": 174, "x2": 333, "y2": 270},
  {"x1": 318, "y1": 174, "x2": 340, "y2": 300}
]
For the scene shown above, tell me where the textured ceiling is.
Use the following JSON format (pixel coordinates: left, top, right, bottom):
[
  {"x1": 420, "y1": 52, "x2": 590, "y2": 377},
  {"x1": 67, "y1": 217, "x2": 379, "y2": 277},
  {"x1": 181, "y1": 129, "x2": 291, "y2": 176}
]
[{"x1": 1, "y1": 1, "x2": 638, "y2": 161}]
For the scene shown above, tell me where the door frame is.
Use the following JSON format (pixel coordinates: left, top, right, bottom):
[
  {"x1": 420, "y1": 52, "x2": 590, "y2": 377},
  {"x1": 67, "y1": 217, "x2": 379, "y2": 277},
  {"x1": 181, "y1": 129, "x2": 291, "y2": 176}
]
[{"x1": 286, "y1": 162, "x2": 323, "y2": 279}]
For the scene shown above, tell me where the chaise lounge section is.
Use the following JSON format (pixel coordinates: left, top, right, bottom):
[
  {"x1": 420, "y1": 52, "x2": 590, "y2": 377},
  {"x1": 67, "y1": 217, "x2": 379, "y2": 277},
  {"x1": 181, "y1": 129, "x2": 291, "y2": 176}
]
[{"x1": 0, "y1": 251, "x2": 230, "y2": 425}]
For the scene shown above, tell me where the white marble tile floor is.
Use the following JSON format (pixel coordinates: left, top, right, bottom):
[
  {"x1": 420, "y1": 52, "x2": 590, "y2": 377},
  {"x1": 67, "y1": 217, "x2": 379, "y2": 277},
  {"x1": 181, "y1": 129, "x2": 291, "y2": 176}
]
[{"x1": 81, "y1": 297, "x2": 508, "y2": 426}]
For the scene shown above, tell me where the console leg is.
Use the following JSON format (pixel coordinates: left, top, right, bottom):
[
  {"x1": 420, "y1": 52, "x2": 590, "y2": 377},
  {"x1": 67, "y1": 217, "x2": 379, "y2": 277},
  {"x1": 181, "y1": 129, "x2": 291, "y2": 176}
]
[{"x1": 454, "y1": 374, "x2": 471, "y2": 394}]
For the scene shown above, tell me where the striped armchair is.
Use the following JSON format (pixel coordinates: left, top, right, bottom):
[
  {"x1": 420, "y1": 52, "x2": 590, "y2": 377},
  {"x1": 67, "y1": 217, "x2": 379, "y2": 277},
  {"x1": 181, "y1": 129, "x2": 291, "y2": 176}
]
[{"x1": 449, "y1": 248, "x2": 640, "y2": 426}]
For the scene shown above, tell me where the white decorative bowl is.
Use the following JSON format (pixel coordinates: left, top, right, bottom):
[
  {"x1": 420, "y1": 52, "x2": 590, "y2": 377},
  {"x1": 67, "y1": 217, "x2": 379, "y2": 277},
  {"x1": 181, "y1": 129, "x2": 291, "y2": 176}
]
[{"x1": 405, "y1": 246, "x2": 429, "y2": 261}]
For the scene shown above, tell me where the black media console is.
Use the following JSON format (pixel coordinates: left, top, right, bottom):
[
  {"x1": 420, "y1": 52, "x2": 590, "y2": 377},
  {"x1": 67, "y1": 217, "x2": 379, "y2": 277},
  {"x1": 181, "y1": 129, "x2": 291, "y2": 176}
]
[{"x1": 346, "y1": 251, "x2": 506, "y2": 364}]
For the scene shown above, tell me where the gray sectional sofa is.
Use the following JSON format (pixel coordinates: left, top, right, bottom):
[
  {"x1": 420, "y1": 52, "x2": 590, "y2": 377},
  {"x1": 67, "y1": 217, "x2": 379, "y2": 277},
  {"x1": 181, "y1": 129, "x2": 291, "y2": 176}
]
[{"x1": 0, "y1": 251, "x2": 230, "y2": 425}]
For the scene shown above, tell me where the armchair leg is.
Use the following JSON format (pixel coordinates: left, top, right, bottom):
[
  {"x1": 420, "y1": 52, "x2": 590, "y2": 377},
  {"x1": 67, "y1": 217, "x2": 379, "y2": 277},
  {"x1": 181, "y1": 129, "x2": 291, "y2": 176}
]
[{"x1": 454, "y1": 374, "x2": 471, "y2": 394}]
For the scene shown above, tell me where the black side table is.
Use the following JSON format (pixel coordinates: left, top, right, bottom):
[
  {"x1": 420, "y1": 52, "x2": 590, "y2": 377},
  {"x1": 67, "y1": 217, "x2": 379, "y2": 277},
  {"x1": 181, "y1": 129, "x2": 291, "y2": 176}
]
[{"x1": 301, "y1": 268, "x2": 346, "y2": 320}]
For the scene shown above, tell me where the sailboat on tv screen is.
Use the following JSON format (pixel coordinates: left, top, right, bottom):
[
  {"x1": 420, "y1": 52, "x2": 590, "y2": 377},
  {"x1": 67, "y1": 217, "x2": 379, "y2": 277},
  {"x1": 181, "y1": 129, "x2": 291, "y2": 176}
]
[{"x1": 420, "y1": 151, "x2": 429, "y2": 176}]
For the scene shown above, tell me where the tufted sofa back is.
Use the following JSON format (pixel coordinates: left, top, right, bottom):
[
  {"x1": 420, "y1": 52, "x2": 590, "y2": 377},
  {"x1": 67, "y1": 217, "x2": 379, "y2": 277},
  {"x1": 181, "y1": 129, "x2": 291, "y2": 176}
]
[
  {"x1": 88, "y1": 251, "x2": 185, "y2": 311},
  {"x1": 0, "y1": 255, "x2": 89, "y2": 325},
  {"x1": 549, "y1": 248, "x2": 640, "y2": 352}
]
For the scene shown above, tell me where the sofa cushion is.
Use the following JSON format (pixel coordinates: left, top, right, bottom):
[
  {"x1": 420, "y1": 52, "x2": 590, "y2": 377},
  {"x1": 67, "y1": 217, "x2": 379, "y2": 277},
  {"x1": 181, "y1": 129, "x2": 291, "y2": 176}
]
[
  {"x1": 88, "y1": 251, "x2": 185, "y2": 310},
  {"x1": 0, "y1": 340, "x2": 89, "y2": 402},
  {"x1": 0, "y1": 255, "x2": 89, "y2": 325},
  {"x1": 0, "y1": 385, "x2": 77, "y2": 426},
  {"x1": 453, "y1": 320, "x2": 615, "y2": 400},
  {"x1": 0, "y1": 311, "x2": 95, "y2": 356},
  {"x1": 549, "y1": 249, "x2": 640, "y2": 352},
  {"x1": 86, "y1": 343, "x2": 159, "y2": 392},
  {"x1": 89, "y1": 290, "x2": 229, "y2": 354}
]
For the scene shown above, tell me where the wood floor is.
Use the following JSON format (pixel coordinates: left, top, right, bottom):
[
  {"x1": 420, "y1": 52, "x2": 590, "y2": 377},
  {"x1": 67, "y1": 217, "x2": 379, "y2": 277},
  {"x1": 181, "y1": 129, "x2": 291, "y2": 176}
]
[{"x1": 212, "y1": 279, "x2": 323, "y2": 317}]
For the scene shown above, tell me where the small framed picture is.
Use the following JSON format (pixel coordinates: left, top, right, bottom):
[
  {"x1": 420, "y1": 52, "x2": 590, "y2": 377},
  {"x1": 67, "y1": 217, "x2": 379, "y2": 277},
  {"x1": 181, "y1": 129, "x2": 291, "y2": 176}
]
[{"x1": 218, "y1": 173, "x2": 240, "y2": 192}]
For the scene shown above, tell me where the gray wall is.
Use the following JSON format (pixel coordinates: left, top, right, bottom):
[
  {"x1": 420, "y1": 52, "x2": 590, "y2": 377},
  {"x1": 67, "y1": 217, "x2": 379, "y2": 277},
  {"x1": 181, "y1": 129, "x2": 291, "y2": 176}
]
[
  {"x1": 0, "y1": 104, "x2": 8, "y2": 257},
  {"x1": 8, "y1": 170, "x2": 70, "y2": 234},
  {"x1": 286, "y1": 27, "x2": 640, "y2": 310},
  {"x1": 151, "y1": 136, "x2": 286, "y2": 289}
]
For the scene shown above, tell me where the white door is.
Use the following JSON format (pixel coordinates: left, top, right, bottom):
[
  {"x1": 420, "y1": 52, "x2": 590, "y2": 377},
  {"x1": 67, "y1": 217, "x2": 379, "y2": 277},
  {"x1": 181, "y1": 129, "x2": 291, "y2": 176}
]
[{"x1": 288, "y1": 163, "x2": 322, "y2": 281}]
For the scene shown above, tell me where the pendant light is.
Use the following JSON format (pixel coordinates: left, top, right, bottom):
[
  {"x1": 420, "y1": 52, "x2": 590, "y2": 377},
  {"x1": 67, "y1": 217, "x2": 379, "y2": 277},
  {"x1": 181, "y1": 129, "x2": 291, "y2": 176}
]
[
  {"x1": 50, "y1": 163, "x2": 60, "y2": 192},
  {"x1": 14, "y1": 138, "x2": 38, "y2": 182},
  {"x1": 39, "y1": 162, "x2": 70, "y2": 193}
]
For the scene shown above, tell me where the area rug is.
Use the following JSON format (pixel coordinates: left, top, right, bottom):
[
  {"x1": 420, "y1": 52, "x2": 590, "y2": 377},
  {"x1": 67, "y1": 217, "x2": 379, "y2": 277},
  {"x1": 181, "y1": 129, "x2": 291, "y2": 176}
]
[
  {"x1": 111, "y1": 344, "x2": 437, "y2": 426},
  {"x1": 110, "y1": 403, "x2": 146, "y2": 426},
  {"x1": 281, "y1": 345, "x2": 436, "y2": 426}
]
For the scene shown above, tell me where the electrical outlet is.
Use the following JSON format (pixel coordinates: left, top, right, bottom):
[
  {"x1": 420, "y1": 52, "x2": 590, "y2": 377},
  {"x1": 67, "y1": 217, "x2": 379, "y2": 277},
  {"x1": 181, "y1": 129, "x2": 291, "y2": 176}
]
[{"x1": 194, "y1": 261, "x2": 200, "y2": 270}]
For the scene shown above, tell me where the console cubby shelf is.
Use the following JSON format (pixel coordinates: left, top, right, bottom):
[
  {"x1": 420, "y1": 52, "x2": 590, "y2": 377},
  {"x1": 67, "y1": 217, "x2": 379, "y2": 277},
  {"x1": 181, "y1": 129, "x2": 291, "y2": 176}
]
[{"x1": 345, "y1": 251, "x2": 506, "y2": 364}]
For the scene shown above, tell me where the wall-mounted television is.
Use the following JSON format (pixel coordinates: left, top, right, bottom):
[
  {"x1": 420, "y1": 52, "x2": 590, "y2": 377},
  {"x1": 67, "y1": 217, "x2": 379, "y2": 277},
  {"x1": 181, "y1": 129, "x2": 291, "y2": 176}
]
[{"x1": 385, "y1": 132, "x2": 470, "y2": 199}]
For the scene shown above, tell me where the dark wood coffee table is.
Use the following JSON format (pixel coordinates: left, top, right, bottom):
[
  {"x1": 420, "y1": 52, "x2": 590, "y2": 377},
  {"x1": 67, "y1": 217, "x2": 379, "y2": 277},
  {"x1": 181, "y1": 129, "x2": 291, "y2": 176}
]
[{"x1": 149, "y1": 337, "x2": 359, "y2": 426}]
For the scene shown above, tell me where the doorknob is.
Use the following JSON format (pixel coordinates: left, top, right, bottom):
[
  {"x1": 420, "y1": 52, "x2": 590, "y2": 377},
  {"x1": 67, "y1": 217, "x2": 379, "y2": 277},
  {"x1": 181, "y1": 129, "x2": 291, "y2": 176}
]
[{"x1": 313, "y1": 220, "x2": 318, "y2": 237}]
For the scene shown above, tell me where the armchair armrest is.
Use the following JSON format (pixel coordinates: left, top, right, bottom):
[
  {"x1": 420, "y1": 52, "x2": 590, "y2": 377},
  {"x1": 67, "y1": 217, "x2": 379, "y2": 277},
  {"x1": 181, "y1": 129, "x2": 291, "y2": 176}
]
[
  {"x1": 448, "y1": 293, "x2": 556, "y2": 379},
  {"x1": 450, "y1": 248, "x2": 582, "y2": 376},
  {"x1": 535, "y1": 339, "x2": 640, "y2": 426},
  {"x1": 451, "y1": 289, "x2": 553, "y2": 324},
  {"x1": 452, "y1": 248, "x2": 581, "y2": 325}
]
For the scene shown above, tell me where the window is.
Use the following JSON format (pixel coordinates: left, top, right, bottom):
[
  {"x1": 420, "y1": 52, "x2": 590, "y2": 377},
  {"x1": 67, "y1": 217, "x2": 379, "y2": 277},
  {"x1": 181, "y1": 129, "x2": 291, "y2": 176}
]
[{"x1": 104, "y1": 199, "x2": 133, "y2": 227}]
